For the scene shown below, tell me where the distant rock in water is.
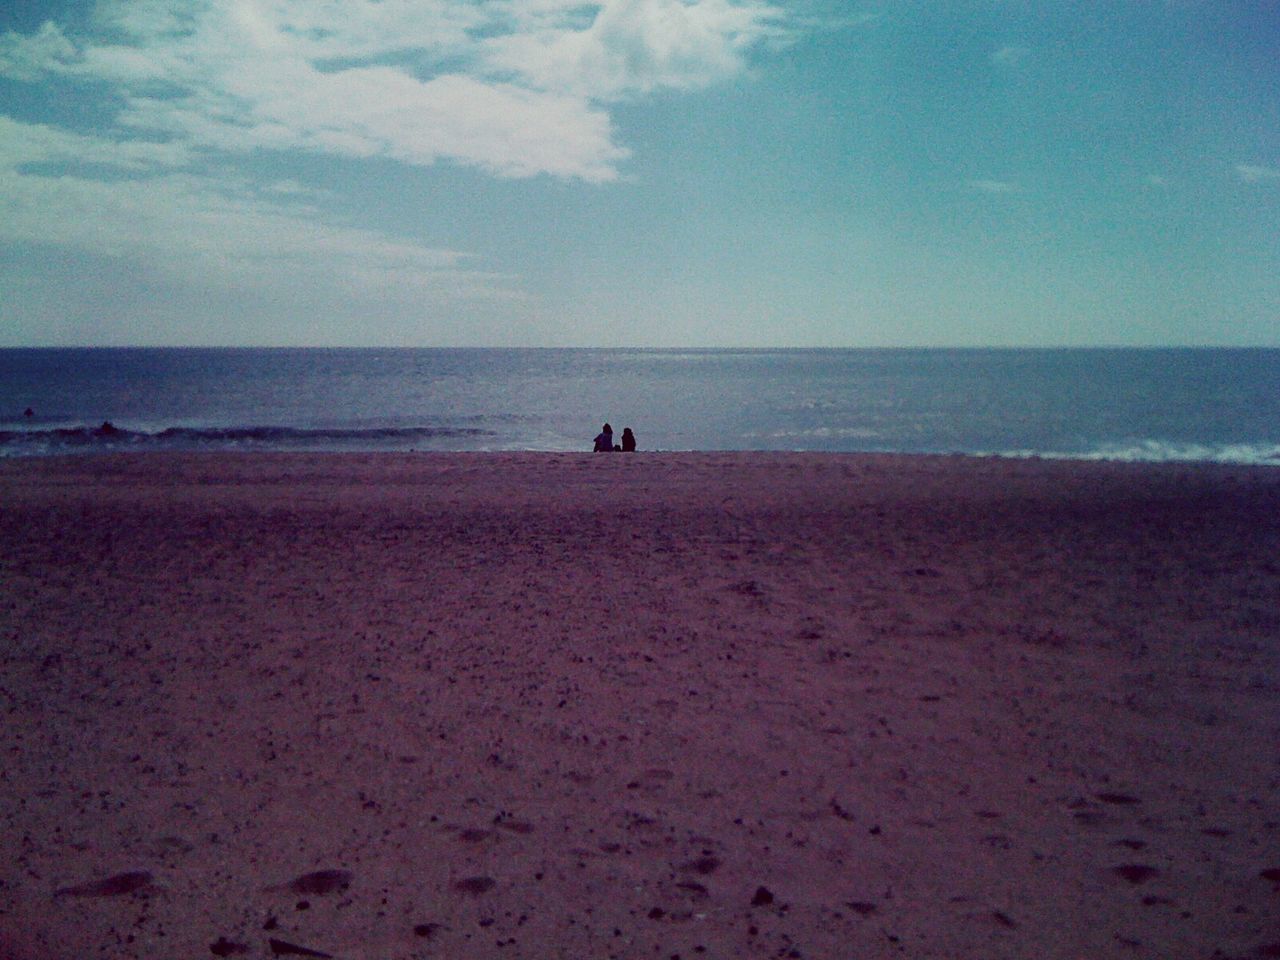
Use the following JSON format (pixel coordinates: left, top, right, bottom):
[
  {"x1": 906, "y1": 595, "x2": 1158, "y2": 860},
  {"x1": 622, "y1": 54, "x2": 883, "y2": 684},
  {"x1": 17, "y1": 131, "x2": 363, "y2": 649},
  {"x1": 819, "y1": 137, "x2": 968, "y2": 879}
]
[{"x1": 54, "y1": 871, "x2": 153, "y2": 897}]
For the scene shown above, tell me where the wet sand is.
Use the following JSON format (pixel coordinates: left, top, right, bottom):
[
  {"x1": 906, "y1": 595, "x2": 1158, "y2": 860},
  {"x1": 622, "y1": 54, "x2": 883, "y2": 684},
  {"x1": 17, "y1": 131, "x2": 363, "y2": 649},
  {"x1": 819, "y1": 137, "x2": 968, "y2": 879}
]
[{"x1": 1, "y1": 452, "x2": 1278, "y2": 959}]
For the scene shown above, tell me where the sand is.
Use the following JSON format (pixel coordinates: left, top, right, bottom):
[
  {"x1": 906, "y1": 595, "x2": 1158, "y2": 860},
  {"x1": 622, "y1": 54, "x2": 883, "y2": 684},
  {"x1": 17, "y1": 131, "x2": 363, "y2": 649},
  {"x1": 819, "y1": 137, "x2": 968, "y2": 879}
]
[{"x1": 1, "y1": 452, "x2": 1278, "y2": 960}]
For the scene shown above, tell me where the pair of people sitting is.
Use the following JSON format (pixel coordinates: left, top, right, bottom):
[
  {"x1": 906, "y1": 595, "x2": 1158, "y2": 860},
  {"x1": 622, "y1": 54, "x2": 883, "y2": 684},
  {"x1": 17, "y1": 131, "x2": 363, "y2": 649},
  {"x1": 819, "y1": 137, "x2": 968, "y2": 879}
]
[{"x1": 593, "y1": 423, "x2": 636, "y2": 452}]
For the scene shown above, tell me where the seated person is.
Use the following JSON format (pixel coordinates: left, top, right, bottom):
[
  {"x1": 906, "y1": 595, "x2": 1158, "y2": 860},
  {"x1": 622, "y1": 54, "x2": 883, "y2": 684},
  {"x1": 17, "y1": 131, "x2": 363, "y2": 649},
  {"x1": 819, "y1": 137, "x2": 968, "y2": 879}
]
[{"x1": 593, "y1": 423, "x2": 614, "y2": 452}]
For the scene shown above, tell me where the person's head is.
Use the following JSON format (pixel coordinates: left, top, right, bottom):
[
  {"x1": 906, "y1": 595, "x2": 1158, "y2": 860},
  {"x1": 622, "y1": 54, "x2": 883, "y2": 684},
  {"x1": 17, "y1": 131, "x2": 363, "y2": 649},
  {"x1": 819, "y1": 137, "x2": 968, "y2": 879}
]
[
  {"x1": 623, "y1": 427, "x2": 633, "y2": 436},
  {"x1": 602, "y1": 423, "x2": 612, "y2": 432}
]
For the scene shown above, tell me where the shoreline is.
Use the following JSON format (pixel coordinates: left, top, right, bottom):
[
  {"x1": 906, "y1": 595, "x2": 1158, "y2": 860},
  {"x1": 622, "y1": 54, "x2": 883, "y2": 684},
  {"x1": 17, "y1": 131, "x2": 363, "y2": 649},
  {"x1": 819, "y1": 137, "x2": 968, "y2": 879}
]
[
  {"x1": 2, "y1": 452, "x2": 1278, "y2": 958},
  {"x1": 2, "y1": 447, "x2": 1279, "y2": 467}
]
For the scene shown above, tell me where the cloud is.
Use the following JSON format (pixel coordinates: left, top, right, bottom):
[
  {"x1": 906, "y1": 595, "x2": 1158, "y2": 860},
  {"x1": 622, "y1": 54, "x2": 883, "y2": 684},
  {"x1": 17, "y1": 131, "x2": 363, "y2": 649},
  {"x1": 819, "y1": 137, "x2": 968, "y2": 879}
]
[
  {"x1": 118, "y1": 66, "x2": 629, "y2": 181},
  {"x1": 481, "y1": 0, "x2": 791, "y2": 100},
  {"x1": 0, "y1": 115, "x2": 190, "y2": 171},
  {"x1": 0, "y1": 0, "x2": 789, "y2": 181},
  {"x1": 0, "y1": 22, "x2": 77, "y2": 81},
  {"x1": 1235, "y1": 163, "x2": 1280, "y2": 184},
  {"x1": 0, "y1": 1, "x2": 795, "y2": 341},
  {"x1": 0, "y1": 117, "x2": 515, "y2": 306},
  {"x1": 262, "y1": 178, "x2": 327, "y2": 198}
]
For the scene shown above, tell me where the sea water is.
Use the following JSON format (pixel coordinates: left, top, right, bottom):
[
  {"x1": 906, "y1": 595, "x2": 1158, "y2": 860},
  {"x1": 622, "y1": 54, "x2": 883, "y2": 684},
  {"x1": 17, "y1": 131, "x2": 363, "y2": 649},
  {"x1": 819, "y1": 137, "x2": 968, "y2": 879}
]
[{"x1": 1, "y1": 347, "x2": 1277, "y2": 463}]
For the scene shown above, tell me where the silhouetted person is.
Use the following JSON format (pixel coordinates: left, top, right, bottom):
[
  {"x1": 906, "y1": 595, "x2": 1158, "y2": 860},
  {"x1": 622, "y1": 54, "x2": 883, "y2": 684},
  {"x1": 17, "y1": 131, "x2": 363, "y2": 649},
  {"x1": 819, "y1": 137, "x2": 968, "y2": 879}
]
[
  {"x1": 621, "y1": 427, "x2": 636, "y2": 452},
  {"x1": 23, "y1": 407, "x2": 34, "y2": 418},
  {"x1": 593, "y1": 423, "x2": 614, "y2": 452}
]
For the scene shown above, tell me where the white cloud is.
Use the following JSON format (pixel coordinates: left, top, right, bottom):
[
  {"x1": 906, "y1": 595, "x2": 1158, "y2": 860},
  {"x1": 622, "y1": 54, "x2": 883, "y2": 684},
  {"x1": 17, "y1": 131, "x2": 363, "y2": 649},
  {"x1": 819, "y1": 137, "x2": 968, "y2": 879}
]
[
  {"x1": 482, "y1": 0, "x2": 791, "y2": 100},
  {"x1": 1235, "y1": 163, "x2": 1280, "y2": 184},
  {"x1": 0, "y1": 1, "x2": 794, "y2": 342},
  {"x1": 0, "y1": 22, "x2": 78, "y2": 81},
  {"x1": 262, "y1": 178, "x2": 326, "y2": 198},
  {"x1": 0, "y1": 117, "x2": 515, "y2": 306},
  {"x1": 0, "y1": 115, "x2": 190, "y2": 171},
  {"x1": 117, "y1": 64, "x2": 628, "y2": 181},
  {"x1": 0, "y1": 0, "x2": 788, "y2": 180}
]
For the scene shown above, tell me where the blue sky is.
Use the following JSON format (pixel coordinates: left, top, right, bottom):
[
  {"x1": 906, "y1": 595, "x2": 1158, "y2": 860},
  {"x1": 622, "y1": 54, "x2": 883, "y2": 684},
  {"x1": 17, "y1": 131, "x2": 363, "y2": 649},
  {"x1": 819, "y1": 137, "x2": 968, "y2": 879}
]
[{"x1": 1, "y1": 0, "x2": 1277, "y2": 347}]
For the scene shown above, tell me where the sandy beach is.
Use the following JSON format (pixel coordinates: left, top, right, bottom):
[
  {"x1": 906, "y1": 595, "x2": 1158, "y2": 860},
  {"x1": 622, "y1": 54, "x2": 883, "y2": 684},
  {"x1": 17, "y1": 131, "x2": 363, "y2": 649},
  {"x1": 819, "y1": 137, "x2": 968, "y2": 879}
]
[{"x1": 1, "y1": 452, "x2": 1278, "y2": 960}]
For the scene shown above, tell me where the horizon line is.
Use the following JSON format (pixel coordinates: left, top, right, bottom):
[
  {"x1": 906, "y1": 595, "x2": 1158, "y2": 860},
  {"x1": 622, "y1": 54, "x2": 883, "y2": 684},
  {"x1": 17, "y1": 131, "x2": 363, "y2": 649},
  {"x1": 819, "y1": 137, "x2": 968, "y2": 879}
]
[{"x1": 2, "y1": 343, "x2": 1278, "y2": 352}]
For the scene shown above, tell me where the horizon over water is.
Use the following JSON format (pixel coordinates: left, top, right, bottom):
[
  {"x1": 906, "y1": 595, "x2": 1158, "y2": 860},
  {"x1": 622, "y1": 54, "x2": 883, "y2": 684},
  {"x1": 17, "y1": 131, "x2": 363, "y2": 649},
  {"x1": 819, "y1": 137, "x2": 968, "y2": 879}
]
[{"x1": 1, "y1": 347, "x2": 1277, "y2": 464}]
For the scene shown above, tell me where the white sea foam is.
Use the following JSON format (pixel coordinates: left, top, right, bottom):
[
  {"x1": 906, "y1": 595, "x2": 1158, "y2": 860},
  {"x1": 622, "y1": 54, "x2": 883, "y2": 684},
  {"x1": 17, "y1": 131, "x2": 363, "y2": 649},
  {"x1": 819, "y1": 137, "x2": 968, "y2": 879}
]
[
  {"x1": 989, "y1": 440, "x2": 1280, "y2": 466},
  {"x1": 749, "y1": 427, "x2": 881, "y2": 440}
]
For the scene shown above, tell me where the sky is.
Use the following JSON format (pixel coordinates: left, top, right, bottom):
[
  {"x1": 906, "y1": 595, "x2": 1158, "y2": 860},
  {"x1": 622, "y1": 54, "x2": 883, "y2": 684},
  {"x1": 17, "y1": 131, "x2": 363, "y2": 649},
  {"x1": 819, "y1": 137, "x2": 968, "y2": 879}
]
[{"x1": 1, "y1": 0, "x2": 1277, "y2": 348}]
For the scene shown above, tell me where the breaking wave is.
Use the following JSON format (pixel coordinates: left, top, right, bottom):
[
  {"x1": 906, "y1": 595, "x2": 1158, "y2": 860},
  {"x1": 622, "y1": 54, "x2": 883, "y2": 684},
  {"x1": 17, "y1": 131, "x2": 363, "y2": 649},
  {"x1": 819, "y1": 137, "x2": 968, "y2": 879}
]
[
  {"x1": 990, "y1": 440, "x2": 1280, "y2": 466},
  {"x1": 0, "y1": 423, "x2": 495, "y2": 456}
]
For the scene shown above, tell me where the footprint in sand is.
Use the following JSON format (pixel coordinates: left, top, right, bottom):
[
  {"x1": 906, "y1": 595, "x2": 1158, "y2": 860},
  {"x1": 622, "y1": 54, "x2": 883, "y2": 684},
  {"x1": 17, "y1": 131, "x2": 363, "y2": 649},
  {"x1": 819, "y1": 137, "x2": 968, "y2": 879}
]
[
  {"x1": 268, "y1": 937, "x2": 334, "y2": 957},
  {"x1": 674, "y1": 881, "x2": 710, "y2": 899},
  {"x1": 1113, "y1": 864, "x2": 1159, "y2": 884},
  {"x1": 1114, "y1": 839, "x2": 1147, "y2": 851},
  {"x1": 454, "y1": 876, "x2": 496, "y2": 896},
  {"x1": 681, "y1": 855, "x2": 722, "y2": 876},
  {"x1": 494, "y1": 818, "x2": 535, "y2": 834},
  {"x1": 965, "y1": 910, "x2": 1018, "y2": 929},
  {"x1": 267, "y1": 870, "x2": 353, "y2": 896},
  {"x1": 627, "y1": 768, "x2": 676, "y2": 791},
  {"x1": 1073, "y1": 810, "x2": 1107, "y2": 827},
  {"x1": 54, "y1": 871, "x2": 154, "y2": 897},
  {"x1": 1095, "y1": 792, "x2": 1141, "y2": 805},
  {"x1": 147, "y1": 835, "x2": 194, "y2": 858}
]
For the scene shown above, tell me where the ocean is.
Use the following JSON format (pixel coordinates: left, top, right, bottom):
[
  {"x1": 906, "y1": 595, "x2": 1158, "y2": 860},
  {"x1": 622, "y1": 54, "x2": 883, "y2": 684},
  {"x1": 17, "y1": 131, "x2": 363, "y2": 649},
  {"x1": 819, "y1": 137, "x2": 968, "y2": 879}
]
[{"x1": 1, "y1": 348, "x2": 1277, "y2": 463}]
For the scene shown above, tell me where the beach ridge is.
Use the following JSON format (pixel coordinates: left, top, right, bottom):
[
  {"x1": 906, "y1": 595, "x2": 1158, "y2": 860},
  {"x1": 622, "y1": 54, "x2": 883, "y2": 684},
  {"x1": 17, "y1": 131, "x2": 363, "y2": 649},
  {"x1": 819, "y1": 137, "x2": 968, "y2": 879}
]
[{"x1": 2, "y1": 452, "x2": 1278, "y2": 958}]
